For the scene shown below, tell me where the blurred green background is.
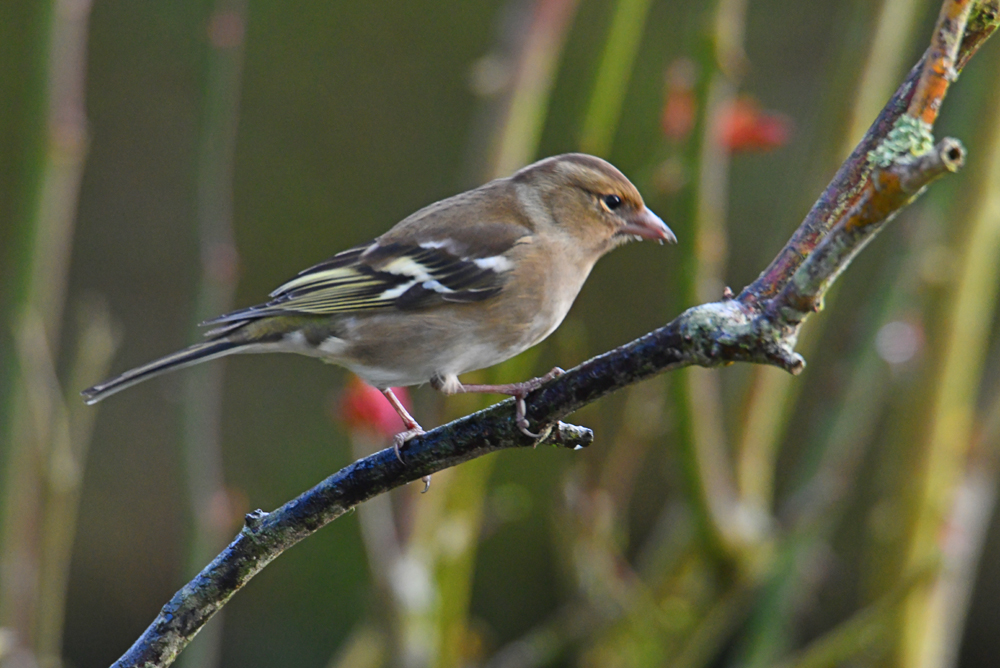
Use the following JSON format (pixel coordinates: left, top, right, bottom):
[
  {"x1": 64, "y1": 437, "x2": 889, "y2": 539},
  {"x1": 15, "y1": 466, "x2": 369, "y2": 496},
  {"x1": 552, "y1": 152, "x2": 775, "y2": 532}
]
[{"x1": 2, "y1": 1, "x2": 1000, "y2": 667}]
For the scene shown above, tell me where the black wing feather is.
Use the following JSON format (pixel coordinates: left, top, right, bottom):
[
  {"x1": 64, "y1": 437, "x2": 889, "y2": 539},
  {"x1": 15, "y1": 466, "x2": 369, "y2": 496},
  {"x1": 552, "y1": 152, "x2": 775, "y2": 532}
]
[{"x1": 201, "y1": 236, "x2": 521, "y2": 327}]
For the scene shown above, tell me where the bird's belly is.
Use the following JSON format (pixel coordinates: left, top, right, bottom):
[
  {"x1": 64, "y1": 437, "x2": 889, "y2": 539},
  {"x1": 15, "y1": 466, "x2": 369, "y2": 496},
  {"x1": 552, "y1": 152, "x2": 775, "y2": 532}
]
[
  {"x1": 303, "y1": 311, "x2": 546, "y2": 389},
  {"x1": 343, "y1": 337, "x2": 519, "y2": 388}
]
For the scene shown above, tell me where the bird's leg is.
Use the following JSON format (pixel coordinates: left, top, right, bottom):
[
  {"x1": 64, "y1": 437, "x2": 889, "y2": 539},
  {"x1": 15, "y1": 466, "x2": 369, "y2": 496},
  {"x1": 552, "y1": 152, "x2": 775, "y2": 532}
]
[
  {"x1": 382, "y1": 388, "x2": 424, "y2": 458},
  {"x1": 439, "y1": 367, "x2": 565, "y2": 440},
  {"x1": 381, "y1": 388, "x2": 430, "y2": 492}
]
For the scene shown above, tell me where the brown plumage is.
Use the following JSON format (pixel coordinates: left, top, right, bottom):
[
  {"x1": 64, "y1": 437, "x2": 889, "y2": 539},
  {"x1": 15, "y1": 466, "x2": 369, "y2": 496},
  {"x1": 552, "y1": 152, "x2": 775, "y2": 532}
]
[{"x1": 83, "y1": 153, "x2": 674, "y2": 455}]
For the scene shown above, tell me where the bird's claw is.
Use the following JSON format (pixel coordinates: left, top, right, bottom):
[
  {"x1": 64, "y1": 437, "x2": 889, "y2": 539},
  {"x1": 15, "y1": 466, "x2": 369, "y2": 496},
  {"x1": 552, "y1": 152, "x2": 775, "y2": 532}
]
[
  {"x1": 392, "y1": 427, "x2": 432, "y2": 492},
  {"x1": 514, "y1": 367, "x2": 565, "y2": 443},
  {"x1": 514, "y1": 394, "x2": 554, "y2": 445},
  {"x1": 515, "y1": 395, "x2": 539, "y2": 438},
  {"x1": 393, "y1": 426, "x2": 426, "y2": 463}
]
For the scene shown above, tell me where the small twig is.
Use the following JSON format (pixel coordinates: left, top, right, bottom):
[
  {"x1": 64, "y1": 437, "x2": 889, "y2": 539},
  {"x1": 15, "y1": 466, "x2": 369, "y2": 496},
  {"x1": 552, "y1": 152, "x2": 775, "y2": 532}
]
[
  {"x1": 743, "y1": 0, "x2": 997, "y2": 302},
  {"x1": 771, "y1": 137, "x2": 965, "y2": 327},
  {"x1": 907, "y1": 0, "x2": 976, "y2": 125},
  {"x1": 738, "y1": 54, "x2": 926, "y2": 302},
  {"x1": 956, "y1": 0, "x2": 1000, "y2": 71}
]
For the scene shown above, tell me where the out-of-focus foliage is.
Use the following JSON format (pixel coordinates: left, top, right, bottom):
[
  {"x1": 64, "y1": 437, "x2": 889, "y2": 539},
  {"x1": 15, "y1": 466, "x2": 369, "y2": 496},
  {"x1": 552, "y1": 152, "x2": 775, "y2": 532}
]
[{"x1": 1, "y1": 1, "x2": 999, "y2": 668}]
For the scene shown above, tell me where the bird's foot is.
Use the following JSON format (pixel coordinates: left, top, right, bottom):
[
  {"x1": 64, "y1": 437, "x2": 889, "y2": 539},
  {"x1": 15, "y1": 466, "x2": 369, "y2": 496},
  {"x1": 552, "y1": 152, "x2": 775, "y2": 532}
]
[
  {"x1": 452, "y1": 367, "x2": 565, "y2": 442},
  {"x1": 510, "y1": 367, "x2": 564, "y2": 440}
]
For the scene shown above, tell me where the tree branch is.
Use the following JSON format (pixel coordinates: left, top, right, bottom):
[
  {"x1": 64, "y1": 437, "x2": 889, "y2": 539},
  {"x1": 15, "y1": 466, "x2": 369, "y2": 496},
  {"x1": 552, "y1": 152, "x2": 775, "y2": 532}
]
[{"x1": 110, "y1": 2, "x2": 998, "y2": 666}]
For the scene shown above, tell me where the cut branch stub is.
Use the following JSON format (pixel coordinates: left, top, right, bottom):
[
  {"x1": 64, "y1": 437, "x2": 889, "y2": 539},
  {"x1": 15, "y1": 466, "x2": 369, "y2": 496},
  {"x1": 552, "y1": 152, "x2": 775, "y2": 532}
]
[{"x1": 770, "y1": 136, "x2": 965, "y2": 328}]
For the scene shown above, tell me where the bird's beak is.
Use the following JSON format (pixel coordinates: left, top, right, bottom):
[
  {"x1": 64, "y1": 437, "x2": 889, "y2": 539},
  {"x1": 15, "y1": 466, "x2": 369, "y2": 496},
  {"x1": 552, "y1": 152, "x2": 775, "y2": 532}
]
[{"x1": 619, "y1": 207, "x2": 677, "y2": 243}]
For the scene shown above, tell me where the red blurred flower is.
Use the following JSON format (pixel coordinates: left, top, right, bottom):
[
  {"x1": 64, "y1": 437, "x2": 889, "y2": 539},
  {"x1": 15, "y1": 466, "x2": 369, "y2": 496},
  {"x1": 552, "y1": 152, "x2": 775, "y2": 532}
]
[
  {"x1": 661, "y1": 59, "x2": 698, "y2": 142},
  {"x1": 336, "y1": 376, "x2": 411, "y2": 439},
  {"x1": 718, "y1": 97, "x2": 791, "y2": 152}
]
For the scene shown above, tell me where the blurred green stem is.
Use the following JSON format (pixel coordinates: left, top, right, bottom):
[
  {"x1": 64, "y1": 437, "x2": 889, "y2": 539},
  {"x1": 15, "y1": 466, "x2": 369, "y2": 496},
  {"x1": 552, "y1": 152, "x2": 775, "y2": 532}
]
[
  {"x1": 844, "y1": 0, "x2": 924, "y2": 148},
  {"x1": 23, "y1": 305, "x2": 117, "y2": 668},
  {"x1": 775, "y1": 566, "x2": 935, "y2": 668},
  {"x1": 578, "y1": 4, "x2": 755, "y2": 663},
  {"x1": 351, "y1": 432, "x2": 403, "y2": 653},
  {"x1": 738, "y1": 243, "x2": 911, "y2": 668},
  {"x1": 899, "y1": 50, "x2": 1000, "y2": 668},
  {"x1": 579, "y1": 0, "x2": 655, "y2": 155},
  {"x1": 399, "y1": 453, "x2": 495, "y2": 668},
  {"x1": 397, "y1": 353, "x2": 543, "y2": 668},
  {"x1": 598, "y1": 381, "x2": 666, "y2": 510},
  {"x1": 735, "y1": 0, "x2": 924, "y2": 517},
  {"x1": 483, "y1": 602, "x2": 599, "y2": 668},
  {"x1": 326, "y1": 624, "x2": 389, "y2": 668},
  {"x1": 925, "y1": 451, "x2": 998, "y2": 668},
  {"x1": 926, "y1": 362, "x2": 1000, "y2": 668},
  {"x1": 683, "y1": 6, "x2": 746, "y2": 542},
  {"x1": 487, "y1": 0, "x2": 579, "y2": 178},
  {"x1": 671, "y1": 583, "x2": 754, "y2": 668},
  {"x1": 177, "y1": 3, "x2": 247, "y2": 668},
  {"x1": 392, "y1": 3, "x2": 582, "y2": 665},
  {"x1": 19, "y1": 0, "x2": 90, "y2": 346},
  {"x1": 734, "y1": 11, "x2": 931, "y2": 658},
  {"x1": 676, "y1": 0, "x2": 749, "y2": 563},
  {"x1": 0, "y1": 0, "x2": 93, "y2": 663}
]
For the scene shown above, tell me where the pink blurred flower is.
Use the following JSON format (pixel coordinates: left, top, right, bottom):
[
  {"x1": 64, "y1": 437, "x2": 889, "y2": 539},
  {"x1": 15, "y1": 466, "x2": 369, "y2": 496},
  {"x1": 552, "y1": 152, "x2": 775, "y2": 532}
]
[{"x1": 336, "y1": 376, "x2": 411, "y2": 440}]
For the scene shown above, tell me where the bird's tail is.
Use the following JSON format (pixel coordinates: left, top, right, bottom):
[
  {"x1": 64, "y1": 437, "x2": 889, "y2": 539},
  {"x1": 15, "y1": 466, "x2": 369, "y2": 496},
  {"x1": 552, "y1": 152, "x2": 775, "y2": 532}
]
[{"x1": 81, "y1": 339, "x2": 243, "y2": 405}]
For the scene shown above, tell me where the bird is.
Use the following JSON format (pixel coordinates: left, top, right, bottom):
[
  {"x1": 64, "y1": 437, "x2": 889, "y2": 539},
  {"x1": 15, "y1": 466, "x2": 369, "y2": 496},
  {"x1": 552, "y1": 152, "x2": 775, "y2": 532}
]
[{"x1": 82, "y1": 153, "x2": 675, "y2": 468}]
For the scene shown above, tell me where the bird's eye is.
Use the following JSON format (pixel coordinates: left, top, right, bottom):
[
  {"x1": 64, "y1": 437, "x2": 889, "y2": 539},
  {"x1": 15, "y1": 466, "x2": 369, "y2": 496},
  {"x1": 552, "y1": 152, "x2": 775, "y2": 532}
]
[{"x1": 602, "y1": 194, "x2": 623, "y2": 211}]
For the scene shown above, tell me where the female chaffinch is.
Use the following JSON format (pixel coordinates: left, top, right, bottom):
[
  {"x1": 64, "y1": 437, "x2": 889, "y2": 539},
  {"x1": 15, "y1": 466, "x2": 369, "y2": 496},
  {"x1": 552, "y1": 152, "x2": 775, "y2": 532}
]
[{"x1": 83, "y1": 153, "x2": 674, "y2": 450}]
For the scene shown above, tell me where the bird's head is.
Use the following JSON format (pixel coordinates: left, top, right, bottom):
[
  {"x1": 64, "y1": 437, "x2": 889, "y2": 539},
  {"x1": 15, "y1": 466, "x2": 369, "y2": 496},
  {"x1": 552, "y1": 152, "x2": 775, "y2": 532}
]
[{"x1": 513, "y1": 153, "x2": 676, "y2": 255}]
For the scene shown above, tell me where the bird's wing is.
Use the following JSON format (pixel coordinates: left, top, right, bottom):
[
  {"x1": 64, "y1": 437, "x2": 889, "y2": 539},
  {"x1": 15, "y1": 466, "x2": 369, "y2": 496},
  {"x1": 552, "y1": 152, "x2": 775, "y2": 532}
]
[{"x1": 201, "y1": 230, "x2": 528, "y2": 327}]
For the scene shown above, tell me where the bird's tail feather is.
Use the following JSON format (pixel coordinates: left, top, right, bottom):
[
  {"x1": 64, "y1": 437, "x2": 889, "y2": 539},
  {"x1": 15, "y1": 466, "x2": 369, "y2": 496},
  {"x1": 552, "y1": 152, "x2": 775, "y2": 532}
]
[{"x1": 81, "y1": 339, "x2": 243, "y2": 405}]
